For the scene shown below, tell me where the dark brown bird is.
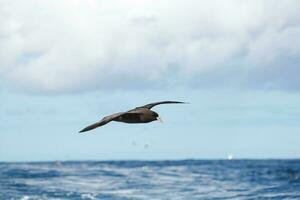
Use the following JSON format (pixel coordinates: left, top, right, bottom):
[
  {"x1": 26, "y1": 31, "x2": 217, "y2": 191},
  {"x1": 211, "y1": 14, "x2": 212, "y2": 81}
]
[{"x1": 79, "y1": 101, "x2": 186, "y2": 133}]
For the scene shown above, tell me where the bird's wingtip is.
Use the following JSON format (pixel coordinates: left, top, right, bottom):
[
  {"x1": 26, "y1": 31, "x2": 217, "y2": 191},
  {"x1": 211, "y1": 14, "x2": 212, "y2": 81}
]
[
  {"x1": 177, "y1": 101, "x2": 189, "y2": 104},
  {"x1": 78, "y1": 128, "x2": 88, "y2": 133}
]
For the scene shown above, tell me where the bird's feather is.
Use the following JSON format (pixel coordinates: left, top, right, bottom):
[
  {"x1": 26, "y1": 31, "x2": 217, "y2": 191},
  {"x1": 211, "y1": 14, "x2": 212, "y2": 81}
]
[
  {"x1": 79, "y1": 112, "x2": 124, "y2": 133},
  {"x1": 138, "y1": 101, "x2": 186, "y2": 109}
]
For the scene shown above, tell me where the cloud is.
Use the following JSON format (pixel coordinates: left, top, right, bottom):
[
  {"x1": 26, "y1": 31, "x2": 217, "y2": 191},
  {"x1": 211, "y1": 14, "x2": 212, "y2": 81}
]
[{"x1": 0, "y1": 0, "x2": 300, "y2": 93}]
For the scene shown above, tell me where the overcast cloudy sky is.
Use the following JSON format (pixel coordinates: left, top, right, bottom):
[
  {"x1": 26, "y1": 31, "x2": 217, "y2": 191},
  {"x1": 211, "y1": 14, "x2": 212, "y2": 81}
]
[{"x1": 1, "y1": 0, "x2": 300, "y2": 161}]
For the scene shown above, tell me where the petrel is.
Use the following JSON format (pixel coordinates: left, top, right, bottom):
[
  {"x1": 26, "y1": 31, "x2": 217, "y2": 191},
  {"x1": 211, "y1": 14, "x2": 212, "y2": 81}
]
[{"x1": 79, "y1": 101, "x2": 186, "y2": 133}]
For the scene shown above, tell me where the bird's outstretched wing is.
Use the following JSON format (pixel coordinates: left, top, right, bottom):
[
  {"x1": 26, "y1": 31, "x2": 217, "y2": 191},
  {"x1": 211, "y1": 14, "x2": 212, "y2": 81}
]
[
  {"x1": 79, "y1": 112, "x2": 124, "y2": 133},
  {"x1": 138, "y1": 101, "x2": 186, "y2": 109}
]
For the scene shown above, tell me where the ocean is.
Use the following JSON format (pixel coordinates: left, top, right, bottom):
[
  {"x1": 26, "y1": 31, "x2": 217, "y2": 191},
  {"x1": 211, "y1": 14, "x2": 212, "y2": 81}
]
[{"x1": 1, "y1": 160, "x2": 300, "y2": 200}]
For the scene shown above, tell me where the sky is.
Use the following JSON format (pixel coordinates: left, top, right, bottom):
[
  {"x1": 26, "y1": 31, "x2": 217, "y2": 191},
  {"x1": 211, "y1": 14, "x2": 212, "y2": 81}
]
[{"x1": 1, "y1": 0, "x2": 300, "y2": 161}]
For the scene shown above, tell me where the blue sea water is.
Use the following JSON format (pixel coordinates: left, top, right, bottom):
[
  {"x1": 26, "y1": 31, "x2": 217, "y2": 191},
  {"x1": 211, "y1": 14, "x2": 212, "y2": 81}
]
[{"x1": 1, "y1": 160, "x2": 300, "y2": 200}]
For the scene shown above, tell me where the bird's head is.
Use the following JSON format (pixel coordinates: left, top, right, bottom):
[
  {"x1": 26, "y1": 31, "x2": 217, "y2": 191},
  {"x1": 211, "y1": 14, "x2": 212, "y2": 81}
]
[{"x1": 152, "y1": 111, "x2": 163, "y2": 123}]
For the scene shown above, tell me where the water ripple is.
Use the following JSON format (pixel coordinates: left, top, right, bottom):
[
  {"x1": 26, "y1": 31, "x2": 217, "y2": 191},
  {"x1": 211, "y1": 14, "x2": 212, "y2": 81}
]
[{"x1": 0, "y1": 160, "x2": 300, "y2": 200}]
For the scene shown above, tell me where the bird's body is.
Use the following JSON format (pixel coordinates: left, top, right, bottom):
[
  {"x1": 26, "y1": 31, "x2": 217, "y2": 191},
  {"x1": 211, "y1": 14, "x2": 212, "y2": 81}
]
[
  {"x1": 79, "y1": 101, "x2": 185, "y2": 133},
  {"x1": 113, "y1": 108, "x2": 156, "y2": 123}
]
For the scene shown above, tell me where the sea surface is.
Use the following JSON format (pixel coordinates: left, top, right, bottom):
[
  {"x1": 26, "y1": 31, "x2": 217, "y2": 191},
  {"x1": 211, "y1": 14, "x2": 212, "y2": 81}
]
[{"x1": 1, "y1": 160, "x2": 300, "y2": 200}]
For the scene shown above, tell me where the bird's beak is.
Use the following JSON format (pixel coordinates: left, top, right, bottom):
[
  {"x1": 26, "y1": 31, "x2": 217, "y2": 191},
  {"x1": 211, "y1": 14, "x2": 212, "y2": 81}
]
[{"x1": 157, "y1": 116, "x2": 163, "y2": 123}]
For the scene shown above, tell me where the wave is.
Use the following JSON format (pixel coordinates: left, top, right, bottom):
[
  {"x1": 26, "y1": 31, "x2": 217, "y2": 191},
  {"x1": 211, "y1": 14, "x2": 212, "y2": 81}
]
[{"x1": 0, "y1": 160, "x2": 300, "y2": 200}]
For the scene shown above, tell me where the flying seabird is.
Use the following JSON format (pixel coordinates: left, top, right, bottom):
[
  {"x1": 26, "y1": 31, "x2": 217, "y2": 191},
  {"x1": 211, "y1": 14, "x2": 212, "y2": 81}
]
[{"x1": 79, "y1": 101, "x2": 186, "y2": 133}]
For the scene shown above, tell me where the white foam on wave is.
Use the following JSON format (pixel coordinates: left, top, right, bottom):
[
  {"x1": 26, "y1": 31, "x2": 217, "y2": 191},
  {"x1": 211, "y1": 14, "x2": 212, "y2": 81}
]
[
  {"x1": 20, "y1": 196, "x2": 30, "y2": 200},
  {"x1": 81, "y1": 193, "x2": 96, "y2": 200}
]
